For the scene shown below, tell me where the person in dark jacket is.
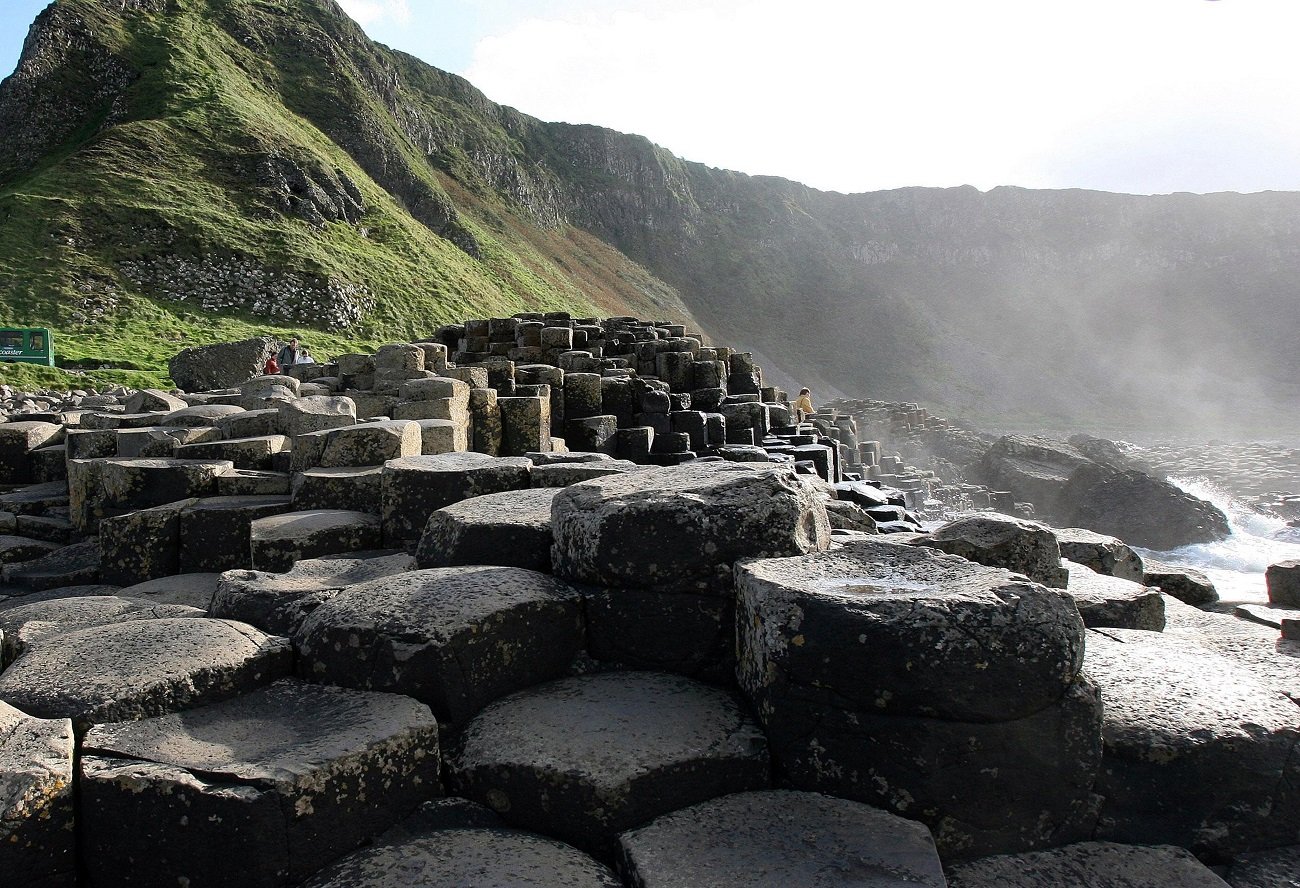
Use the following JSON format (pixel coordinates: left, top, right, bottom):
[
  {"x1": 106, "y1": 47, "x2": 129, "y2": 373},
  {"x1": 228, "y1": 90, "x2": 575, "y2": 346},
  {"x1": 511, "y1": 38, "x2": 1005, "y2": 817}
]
[{"x1": 276, "y1": 337, "x2": 299, "y2": 369}]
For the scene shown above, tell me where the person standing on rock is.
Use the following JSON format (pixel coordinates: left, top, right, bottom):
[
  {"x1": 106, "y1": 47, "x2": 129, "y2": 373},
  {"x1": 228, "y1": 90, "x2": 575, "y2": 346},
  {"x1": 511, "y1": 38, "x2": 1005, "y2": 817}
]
[
  {"x1": 794, "y1": 387, "x2": 814, "y2": 423},
  {"x1": 276, "y1": 337, "x2": 299, "y2": 370}
]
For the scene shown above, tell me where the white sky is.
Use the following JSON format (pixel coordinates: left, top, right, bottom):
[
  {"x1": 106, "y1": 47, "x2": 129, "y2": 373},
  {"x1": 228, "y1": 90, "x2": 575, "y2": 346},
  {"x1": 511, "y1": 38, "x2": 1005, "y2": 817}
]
[{"x1": 341, "y1": 0, "x2": 1300, "y2": 195}]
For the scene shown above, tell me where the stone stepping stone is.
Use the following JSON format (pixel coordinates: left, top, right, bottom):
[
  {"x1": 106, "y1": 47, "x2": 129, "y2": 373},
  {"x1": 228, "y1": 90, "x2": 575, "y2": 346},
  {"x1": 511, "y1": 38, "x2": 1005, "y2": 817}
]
[
  {"x1": 175, "y1": 434, "x2": 290, "y2": 471},
  {"x1": 99, "y1": 498, "x2": 197, "y2": 585},
  {"x1": 381, "y1": 453, "x2": 532, "y2": 548},
  {"x1": 0, "y1": 584, "x2": 122, "y2": 613},
  {"x1": 920, "y1": 514, "x2": 1067, "y2": 588},
  {"x1": 2, "y1": 539, "x2": 101, "y2": 593},
  {"x1": 250, "y1": 509, "x2": 382, "y2": 572},
  {"x1": 416, "y1": 488, "x2": 560, "y2": 572},
  {"x1": 80, "y1": 680, "x2": 440, "y2": 888},
  {"x1": 0, "y1": 617, "x2": 291, "y2": 728},
  {"x1": 211, "y1": 552, "x2": 415, "y2": 636},
  {"x1": 0, "y1": 535, "x2": 59, "y2": 565},
  {"x1": 293, "y1": 420, "x2": 422, "y2": 471},
  {"x1": 69, "y1": 457, "x2": 233, "y2": 532},
  {"x1": 946, "y1": 841, "x2": 1230, "y2": 887},
  {"x1": 1226, "y1": 845, "x2": 1300, "y2": 888},
  {"x1": 0, "y1": 700, "x2": 75, "y2": 887},
  {"x1": 1086, "y1": 627, "x2": 1300, "y2": 856},
  {"x1": 618, "y1": 790, "x2": 945, "y2": 887},
  {"x1": 117, "y1": 572, "x2": 221, "y2": 609},
  {"x1": 735, "y1": 538, "x2": 1098, "y2": 859},
  {"x1": 0, "y1": 481, "x2": 69, "y2": 516},
  {"x1": 449, "y1": 671, "x2": 770, "y2": 854},
  {"x1": 0, "y1": 595, "x2": 204, "y2": 664},
  {"x1": 296, "y1": 566, "x2": 581, "y2": 727},
  {"x1": 551, "y1": 462, "x2": 829, "y2": 592},
  {"x1": 302, "y1": 826, "x2": 620, "y2": 887},
  {"x1": 529, "y1": 460, "x2": 641, "y2": 487},
  {"x1": 1063, "y1": 559, "x2": 1165, "y2": 630},
  {"x1": 1054, "y1": 527, "x2": 1145, "y2": 582},
  {"x1": 157, "y1": 404, "x2": 246, "y2": 427},
  {"x1": 178, "y1": 495, "x2": 296, "y2": 573}
]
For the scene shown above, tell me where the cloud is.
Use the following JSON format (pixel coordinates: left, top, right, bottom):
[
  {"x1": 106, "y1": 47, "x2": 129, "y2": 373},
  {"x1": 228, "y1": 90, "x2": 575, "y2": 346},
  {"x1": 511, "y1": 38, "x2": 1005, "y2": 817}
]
[
  {"x1": 337, "y1": 0, "x2": 411, "y2": 27},
  {"x1": 461, "y1": 0, "x2": 1300, "y2": 194}
]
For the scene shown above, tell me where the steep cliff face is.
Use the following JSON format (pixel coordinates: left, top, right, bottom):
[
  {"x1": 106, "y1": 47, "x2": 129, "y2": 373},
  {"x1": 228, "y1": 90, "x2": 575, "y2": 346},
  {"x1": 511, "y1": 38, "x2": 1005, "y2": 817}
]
[{"x1": 2, "y1": 0, "x2": 1297, "y2": 433}]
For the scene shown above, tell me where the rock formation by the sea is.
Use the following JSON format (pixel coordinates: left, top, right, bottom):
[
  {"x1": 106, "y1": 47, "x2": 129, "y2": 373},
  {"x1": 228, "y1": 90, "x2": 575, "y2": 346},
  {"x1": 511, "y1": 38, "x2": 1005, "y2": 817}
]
[{"x1": 0, "y1": 314, "x2": 1295, "y2": 887}]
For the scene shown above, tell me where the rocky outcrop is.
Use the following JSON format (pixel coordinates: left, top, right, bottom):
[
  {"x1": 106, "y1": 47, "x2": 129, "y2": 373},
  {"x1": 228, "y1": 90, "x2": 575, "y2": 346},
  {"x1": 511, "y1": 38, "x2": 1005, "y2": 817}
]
[{"x1": 168, "y1": 337, "x2": 278, "y2": 393}]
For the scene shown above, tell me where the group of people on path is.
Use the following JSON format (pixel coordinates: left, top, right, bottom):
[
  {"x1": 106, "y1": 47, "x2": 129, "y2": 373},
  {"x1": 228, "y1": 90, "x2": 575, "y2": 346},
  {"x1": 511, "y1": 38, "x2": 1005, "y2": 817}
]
[{"x1": 263, "y1": 337, "x2": 314, "y2": 375}]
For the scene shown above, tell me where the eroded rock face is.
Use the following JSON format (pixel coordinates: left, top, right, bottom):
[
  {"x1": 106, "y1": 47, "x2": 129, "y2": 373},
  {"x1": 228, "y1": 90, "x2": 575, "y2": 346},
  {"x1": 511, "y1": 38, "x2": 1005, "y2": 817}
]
[
  {"x1": 1055, "y1": 527, "x2": 1145, "y2": 583},
  {"x1": 449, "y1": 671, "x2": 770, "y2": 855},
  {"x1": 1063, "y1": 465, "x2": 1230, "y2": 550},
  {"x1": 1063, "y1": 560, "x2": 1165, "y2": 631},
  {"x1": 1267, "y1": 559, "x2": 1300, "y2": 607},
  {"x1": 0, "y1": 595, "x2": 204, "y2": 664},
  {"x1": 417, "y1": 488, "x2": 560, "y2": 572},
  {"x1": 921, "y1": 514, "x2": 1067, "y2": 588},
  {"x1": 80, "y1": 680, "x2": 440, "y2": 888},
  {"x1": 551, "y1": 462, "x2": 830, "y2": 592},
  {"x1": 295, "y1": 566, "x2": 582, "y2": 727},
  {"x1": 617, "y1": 790, "x2": 946, "y2": 887},
  {"x1": 168, "y1": 337, "x2": 277, "y2": 393},
  {"x1": 1086, "y1": 628, "x2": 1300, "y2": 856},
  {"x1": 1144, "y1": 560, "x2": 1219, "y2": 606}
]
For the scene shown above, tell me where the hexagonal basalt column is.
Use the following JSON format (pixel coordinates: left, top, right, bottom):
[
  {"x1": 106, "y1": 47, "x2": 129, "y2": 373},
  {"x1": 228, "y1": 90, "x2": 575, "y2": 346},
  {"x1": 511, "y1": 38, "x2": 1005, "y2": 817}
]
[
  {"x1": 448, "y1": 671, "x2": 770, "y2": 854},
  {"x1": 0, "y1": 700, "x2": 75, "y2": 887},
  {"x1": 417, "y1": 488, "x2": 560, "y2": 572},
  {"x1": 381, "y1": 453, "x2": 531, "y2": 549}
]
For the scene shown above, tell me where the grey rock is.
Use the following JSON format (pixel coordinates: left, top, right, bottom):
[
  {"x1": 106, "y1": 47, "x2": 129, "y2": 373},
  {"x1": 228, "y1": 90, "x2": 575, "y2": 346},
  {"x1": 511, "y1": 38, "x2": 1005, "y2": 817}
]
[
  {"x1": 1226, "y1": 845, "x2": 1300, "y2": 888},
  {"x1": 296, "y1": 566, "x2": 582, "y2": 728},
  {"x1": 417, "y1": 488, "x2": 560, "y2": 572},
  {"x1": 115, "y1": 573, "x2": 221, "y2": 609},
  {"x1": 1086, "y1": 627, "x2": 1300, "y2": 855},
  {"x1": 1054, "y1": 527, "x2": 1145, "y2": 582},
  {"x1": 1063, "y1": 560, "x2": 1165, "y2": 630},
  {"x1": 0, "y1": 700, "x2": 75, "y2": 887},
  {"x1": 946, "y1": 841, "x2": 1231, "y2": 888},
  {"x1": 922, "y1": 514, "x2": 1066, "y2": 588},
  {"x1": 1144, "y1": 559, "x2": 1219, "y2": 606},
  {"x1": 1162, "y1": 595, "x2": 1300, "y2": 706},
  {"x1": 0, "y1": 595, "x2": 203, "y2": 664},
  {"x1": 292, "y1": 466, "x2": 383, "y2": 513},
  {"x1": 380, "y1": 453, "x2": 532, "y2": 547},
  {"x1": 618, "y1": 789, "x2": 945, "y2": 887},
  {"x1": 249, "y1": 510, "x2": 382, "y2": 572},
  {"x1": 2, "y1": 539, "x2": 100, "y2": 590},
  {"x1": 1267, "y1": 559, "x2": 1300, "y2": 607},
  {"x1": 1063, "y1": 464, "x2": 1230, "y2": 550},
  {"x1": 81, "y1": 680, "x2": 440, "y2": 888},
  {"x1": 211, "y1": 553, "x2": 415, "y2": 636},
  {"x1": 551, "y1": 462, "x2": 830, "y2": 593},
  {"x1": 449, "y1": 671, "x2": 769, "y2": 854},
  {"x1": 0, "y1": 617, "x2": 291, "y2": 728},
  {"x1": 169, "y1": 337, "x2": 277, "y2": 393}
]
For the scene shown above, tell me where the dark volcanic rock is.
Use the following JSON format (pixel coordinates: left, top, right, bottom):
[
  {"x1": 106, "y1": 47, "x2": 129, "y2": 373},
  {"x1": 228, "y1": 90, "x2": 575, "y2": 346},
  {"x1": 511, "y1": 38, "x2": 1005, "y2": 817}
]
[
  {"x1": 1225, "y1": 845, "x2": 1300, "y2": 888},
  {"x1": 449, "y1": 671, "x2": 769, "y2": 855},
  {"x1": 1085, "y1": 628, "x2": 1300, "y2": 856},
  {"x1": 0, "y1": 617, "x2": 291, "y2": 728},
  {"x1": 417, "y1": 488, "x2": 560, "y2": 572},
  {"x1": 168, "y1": 336, "x2": 277, "y2": 393},
  {"x1": 1144, "y1": 559, "x2": 1219, "y2": 606},
  {"x1": 249, "y1": 509, "x2": 382, "y2": 571},
  {"x1": 618, "y1": 790, "x2": 946, "y2": 887},
  {"x1": 1063, "y1": 464, "x2": 1230, "y2": 550},
  {"x1": 81, "y1": 680, "x2": 441, "y2": 888},
  {"x1": 946, "y1": 841, "x2": 1231, "y2": 888},
  {"x1": 1267, "y1": 559, "x2": 1300, "y2": 607},
  {"x1": 921, "y1": 514, "x2": 1067, "y2": 587},
  {"x1": 0, "y1": 595, "x2": 204, "y2": 664},
  {"x1": 0, "y1": 700, "x2": 75, "y2": 888},
  {"x1": 295, "y1": 566, "x2": 582, "y2": 728}
]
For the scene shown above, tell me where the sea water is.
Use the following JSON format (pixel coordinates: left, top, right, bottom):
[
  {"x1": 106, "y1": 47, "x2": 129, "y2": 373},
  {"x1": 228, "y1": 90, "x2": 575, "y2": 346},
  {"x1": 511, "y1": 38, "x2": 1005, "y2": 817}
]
[{"x1": 1136, "y1": 477, "x2": 1300, "y2": 610}]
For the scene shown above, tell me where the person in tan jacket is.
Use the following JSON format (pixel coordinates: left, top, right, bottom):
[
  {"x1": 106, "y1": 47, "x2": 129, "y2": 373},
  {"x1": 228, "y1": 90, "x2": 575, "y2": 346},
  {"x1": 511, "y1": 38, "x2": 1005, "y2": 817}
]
[{"x1": 794, "y1": 387, "x2": 814, "y2": 423}]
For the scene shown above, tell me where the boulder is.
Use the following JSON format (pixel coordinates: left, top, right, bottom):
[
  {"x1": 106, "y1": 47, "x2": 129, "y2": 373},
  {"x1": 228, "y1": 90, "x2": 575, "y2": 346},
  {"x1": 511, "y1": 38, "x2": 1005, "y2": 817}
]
[
  {"x1": 617, "y1": 790, "x2": 945, "y2": 887},
  {"x1": 0, "y1": 595, "x2": 204, "y2": 664},
  {"x1": 551, "y1": 462, "x2": 830, "y2": 592},
  {"x1": 976, "y1": 435, "x2": 1092, "y2": 515},
  {"x1": 210, "y1": 553, "x2": 415, "y2": 636},
  {"x1": 1144, "y1": 560, "x2": 1219, "y2": 606},
  {"x1": 735, "y1": 539, "x2": 1099, "y2": 859},
  {"x1": 291, "y1": 466, "x2": 383, "y2": 513},
  {"x1": 1225, "y1": 845, "x2": 1300, "y2": 888},
  {"x1": 301, "y1": 825, "x2": 620, "y2": 888},
  {"x1": 946, "y1": 841, "x2": 1231, "y2": 888},
  {"x1": 168, "y1": 336, "x2": 277, "y2": 393},
  {"x1": 1063, "y1": 560, "x2": 1165, "y2": 631},
  {"x1": 1267, "y1": 559, "x2": 1300, "y2": 607},
  {"x1": 380, "y1": 453, "x2": 532, "y2": 548},
  {"x1": 417, "y1": 488, "x2": 560, "y2": 572},
  {"x1": 123, "y1": 388, "x2": 188, "y2": 414},
  {"x1": 81, "y1": 680, "x2": 440, "y2": 888},
  {"x1": 249, "y1": 510, "x2": 382, "y2": 572},
  {"x1": 920, "y1": 514, "x2": 1067, "y2": 588},
  {"x1": 449, "y1": 671, "x2": 769, "y2": 855},
  {"x1": 295, "y1": 566, "x2": 582, "y2": 727},
  {"x1": 0, "y1": 617, "x2": 292, "y2": 728},
  {"x1": 1054, "y1": 527, "x2": 1145, "y2": 582},
  {"x1": 1086, "y1": 628, "x2": 1300, "y2": 855},
  {"x1": 1062, "y1": 464, "x2": 1230, "y2": 550},
  {"x1": 0, "y1": 422, "x2": 64, "y2": 484},
  {"x1": 0, "y1": 700, "x2": 75, "y2": 888},
  {"x1": 116, "y1": 573, "x2": 222, "y2": 610}
]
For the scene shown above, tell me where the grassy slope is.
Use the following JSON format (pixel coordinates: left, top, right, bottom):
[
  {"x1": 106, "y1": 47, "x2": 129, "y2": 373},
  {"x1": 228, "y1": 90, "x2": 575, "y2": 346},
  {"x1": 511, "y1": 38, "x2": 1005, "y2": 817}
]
[{"x1": 0, "y1": 0, "x2": 688, "y2": 386}]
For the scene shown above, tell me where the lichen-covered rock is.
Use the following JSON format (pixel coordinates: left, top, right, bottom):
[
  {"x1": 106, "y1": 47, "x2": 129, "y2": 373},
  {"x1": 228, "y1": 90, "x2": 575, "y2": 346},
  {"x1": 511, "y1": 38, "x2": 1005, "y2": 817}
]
[
  {"x1": 551, "y1": 462, "x2": 830, "y2": 592},
  {"x1": 1145, "y1": 560, "x2": 1219, "y2": 606},
  {"x1": 449, "y1": 671, "x2": 769, "y2": 854},
  {"x1": 0, "y1": 617, "x2": 292, "y2": 728},
  {"x1": 0, "y1": 422, "x2": 64, "y2": 484},
  {"x1": 1054, "y1": 527, "x2": 1145, "y2": 583},
  {"x1": 0, "y1": 595, "x2": 204, "y2": 664},
  {"x1": 417, "y1": 488, "x2": 560, "y2": 572},
  {"x1": 296, "y1": 566, "x2": 581, "y2": 727},
  {"x1": 1063, "y1": 560, "x2": 1165, "y2": 631},
  {"x1": 381, "y1": 453, "x2": 532, "y2": 547},
  {"x1": 0, "y1": 700, "x2": 75, "y2": 888},
  {"x1": 618, "y1": 790, "x2": 946, "y2": 887},
  {"x1": 80, "y1": 680, "x2": 440, "y2": 888},
  {"x1": 1225, "y1": 845, "x2": 1300, "y2": 888},
  {"x1": 249, "y1": 510, "x2": 382, "y2": 572}
]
